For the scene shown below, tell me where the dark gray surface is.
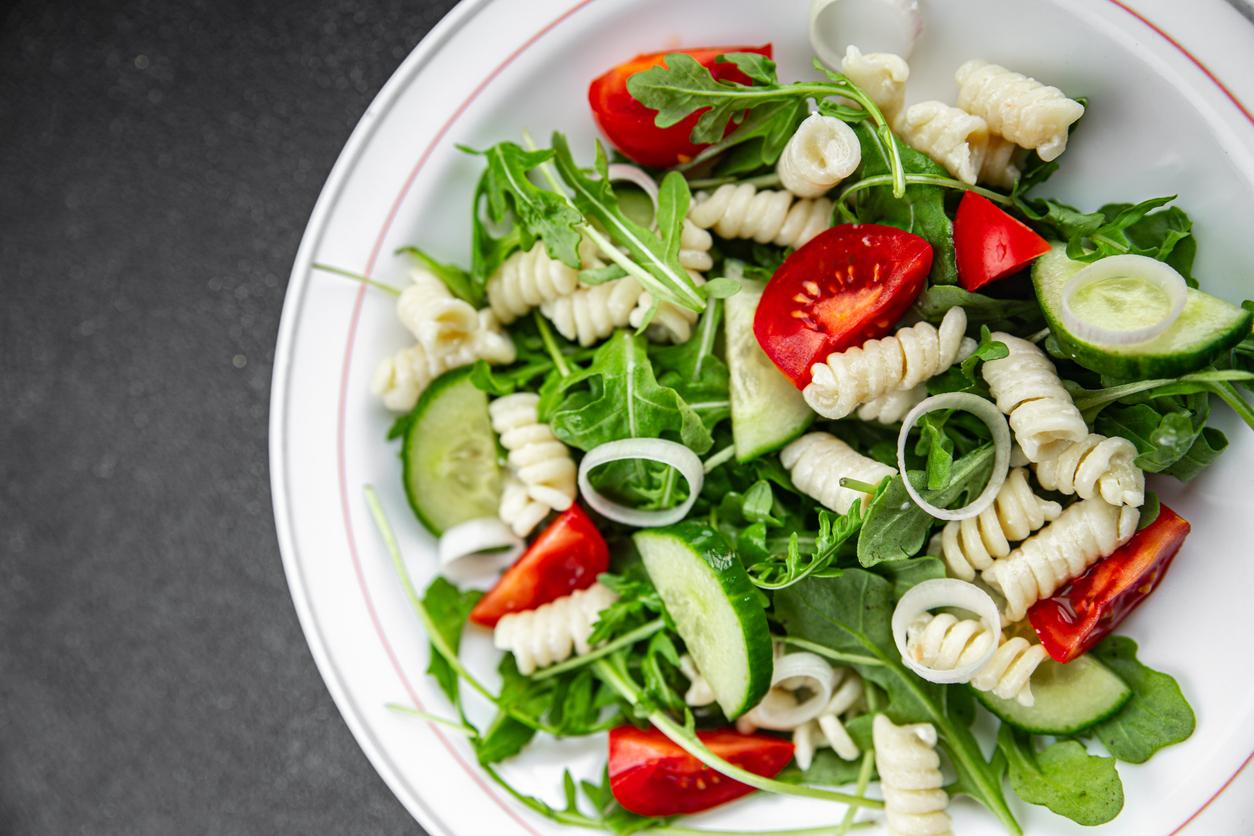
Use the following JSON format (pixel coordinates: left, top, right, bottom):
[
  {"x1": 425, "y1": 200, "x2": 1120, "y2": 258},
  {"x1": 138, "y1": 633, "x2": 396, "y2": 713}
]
[{"x1": 0, "y1": 0, "x2": 456, "y2": 832}]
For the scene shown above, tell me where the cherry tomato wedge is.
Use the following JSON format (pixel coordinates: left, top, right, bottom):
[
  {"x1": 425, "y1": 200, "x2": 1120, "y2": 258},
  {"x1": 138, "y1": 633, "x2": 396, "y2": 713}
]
[
  {"x1": 468, "y1": 504, "x2": 609, "y2": 628},
  {"x1": 608, "y1": 726, "x2": 794, "y2": 816},
  {"x1": 588, "y1": 44, "x2": 772, "y2": 168},
  {"x1": 754, "y1": 223, "x2": 933, "y2": 386},
  {"x1": 1029, "y1": 504, "x2": 1190, "y2": 663},
  {"x1": 954, "y1": 192, "x2": 1051, "y2": 291}
]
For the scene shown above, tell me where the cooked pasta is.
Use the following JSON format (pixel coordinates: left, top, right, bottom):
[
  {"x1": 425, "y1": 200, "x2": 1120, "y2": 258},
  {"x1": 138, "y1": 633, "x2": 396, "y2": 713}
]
[
  {"x1": 540, "y1": 276, "x2": 644, "y2": 346},
  {"x1": 471, "y1": 309, "x2": 518, "y2": 366},
  {"x1": 629, "y1": 271, "x2": 706, "y2": 344},
  {"x1": 793, "y1": 669, "x2": 864, "y2": 767},
  {"x1": 955, "y1": 59, "x2": 1085, "y2": 162},
  {"x1": 856, "y1": 385, "x2": 926, "y2": 425},
  {"x1": 1034, "y1": 433, "x2": 1145, "y2": 507},
  {"x1": 679, "y1": 218, "x2": 714, "y2": 273},
  {"x1": 679, "y1": 654, "x2": 718, "y2": 707},
  {"x1": 776, "y1": 112, "x2": 862, "y2": 198},
  {"x1": 983, "y1": 497, "x2": 1140, "y2": 622},
  {"x1": 688, "y1": 183, "x2": 833, "y2": 249},
  {"x1": 895, "y1": 101, "x2": 989, "y2": 185},
  {"x1": 396, "y1": 268, "x2": 480, "y2": 351},
  {"x1": 780, "y1": 432, "x2": 895, "y2": 515},
  {"x1": 493, "y1": 583, "x2": 618, "y2": 675},
  {"x1": 498, "y1": 473, "x2": 551, "y2": 538},
  {"x1": 873, "y1": 715, "x2": 952, "y2": 836},
  {"x1": 979, "y1": 135, "x2": 1029, "y2": 189},
  {"x1": 371, "y1": 343, "x2": 445, "y2": 412},
  {"x1": 936, "y1": 467, "x2": 1063, "y2": 580},
  {"x1": 486, "y1": 242, "x2": 582, "y2": 324},
  {"x1": 982, "y1": 332, "x2": 1088, "y2": 461},
  {"x1": 489, "y1": 393, "x2": 577, "y2": 513},
  {"x1": 840, "y1": 46, "x2": 909, "y2": 125},
  {"x1": 804, "y1": 307, "x2": 973, "y2": 420},
  {"x1": 905, "y1": 613, "x2": 1048, "y2": 706}
]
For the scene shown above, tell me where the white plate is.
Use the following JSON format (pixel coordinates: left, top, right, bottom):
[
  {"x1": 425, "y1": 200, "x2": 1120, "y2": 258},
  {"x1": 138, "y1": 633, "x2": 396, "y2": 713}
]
[{"x1": 270, "y1": 0, "x2": 1254, "y2": 833}]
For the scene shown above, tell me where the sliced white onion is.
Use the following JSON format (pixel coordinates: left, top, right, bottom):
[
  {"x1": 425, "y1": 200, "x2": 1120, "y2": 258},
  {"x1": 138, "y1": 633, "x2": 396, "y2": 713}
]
[
  {"x1": 437, "y1": 517, "x2": 524, "y2": 568},
  {"x1": 744, "y1": 652, "x2": 836, "y2": 730},
  {"x1": 606, "y1": 164, "x2": 660, "y2": 210},
  {"x1": 577, "y1": 439, "x2": 704, "y2": 528},
  {"x1": 809, "y1": 0, "x2": 923, "y2": 68},
  {"x1": 896, "y1": 392, "x2": 1011, "y2": 522},
  {"x1": 891, "y1": 578, "x2": 1002, "y2": 684},
  {"x1": 1061, "y1": 254, "x2": 1187, "y2": 347}
]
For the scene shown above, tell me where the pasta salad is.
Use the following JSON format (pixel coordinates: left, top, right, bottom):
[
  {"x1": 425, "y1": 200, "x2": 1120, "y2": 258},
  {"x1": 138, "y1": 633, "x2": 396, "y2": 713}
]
[{"x1": 337, "y1": 16, "x2": 1254, "y2": 835}]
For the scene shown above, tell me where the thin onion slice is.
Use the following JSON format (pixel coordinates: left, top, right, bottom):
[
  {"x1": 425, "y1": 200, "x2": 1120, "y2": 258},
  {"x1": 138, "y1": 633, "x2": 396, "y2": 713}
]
[
  {"x1": 606, "y1": 164, "x2": 660, "y2": 209},
  {"x1": 896, "y1": 392, "x2": 1011, "y2": 522},
  {"x1": 744, "y1": 652, "x2": 836, "y2": 730},
  {"x1": 892, "y1": 578, "x2": 1002, "y2": 684},
  {"x1": 1061, "y1": 254, "x2": 1187, "y2": 346},
  {"x1": 577, "y1": 439, "x2": 703, "y2": 528},
  {"x1": 437, "y1": 517, "x2": 524, "y2": 568},
  {"x1": 809, "y1": 0, "x2": 923, "y2": 68}
]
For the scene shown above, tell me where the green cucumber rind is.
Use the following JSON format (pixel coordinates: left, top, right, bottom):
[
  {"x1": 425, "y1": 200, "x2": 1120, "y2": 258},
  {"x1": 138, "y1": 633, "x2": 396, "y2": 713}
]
[
  {"x1": 634, "y1": 522, "x2": 773, "y2": 719},
  {"x1": 973, "y1": 653, "x2": 1132, "y2": 735},
  {"x1": 1032, "y1": 245, "x2": 1253, "y2": 379}
]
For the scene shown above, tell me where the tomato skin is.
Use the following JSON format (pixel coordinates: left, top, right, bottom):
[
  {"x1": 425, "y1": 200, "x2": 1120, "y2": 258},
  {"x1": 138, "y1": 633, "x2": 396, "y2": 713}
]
[
  {"x1": 1029, "y1": 504, "x2": 1190, "y2": 663},
  {"x1": 954, "y1": 192, "x2": 1051, "y2": 291},
  {"x1": 754, "y1": 223, "x2": 933, "y2": 386},
  {"x1": 468, "y1": 505, "x2": 609, "y2": 627},
  {"x1": 588, "y1": 44, "x2": 773, "y2": 168},
  {"x1": 608, "y1": 726, "x2": 794, "y2": 816}
]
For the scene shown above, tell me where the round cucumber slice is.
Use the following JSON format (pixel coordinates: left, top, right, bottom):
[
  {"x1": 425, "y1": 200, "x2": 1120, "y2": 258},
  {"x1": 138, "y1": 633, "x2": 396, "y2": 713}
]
[
  {"x1": 973, "y1": 653, "x2": 1131, "y2": 735},
  {"x1": 401, "y1": 368, "x2": 502, "y2": 535},
  {"x1": 634, "y1": 522, "x2": 773, "y2": 719},
  {"x1": 1033, "y1": 244, "x2": 1253, "y2": 378}
]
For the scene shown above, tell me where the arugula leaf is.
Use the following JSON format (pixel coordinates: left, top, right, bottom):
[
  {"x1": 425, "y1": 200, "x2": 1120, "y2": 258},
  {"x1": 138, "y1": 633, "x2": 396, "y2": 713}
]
[
  {"x1": 1164, "y1": 425, "x2": 1228, "y2": 481},
  {"x1": 777, "y1": 746, "x2": 873, "y2": 787},
  {"x1": 650, "y1": 300, "x2": 731, "y2": 433},
  {"x1": 747, "y1": 504, "x2": 868, "y2": 589},
  {"x1": 912, "y1": 285, "x2": 1045, "y2": 333},
  {"x1": 869, "y1": 556, "x2": 947, "y2": 598},
  {"x1": 1095, "y1": 393, "x2": 1211, "y2": 475},
  {"x1": 774, "y1": 571, "x2": 1021, "y2": 833},
  {"x1": 1091, "y1": 636, "x2": 1196, "y2": 764},
  {"x1": 998, "y1": 726, "x2": 1124, "y2": 825},
  {"x1": 396, "y1": 245, "x2": 484, "y2": 306},
  {"x1": 474, "y1": 655, "x2": 546, "y2": 764},
  {"x1": 421, "y1": 577, "x2": 481, "y2": 703}
]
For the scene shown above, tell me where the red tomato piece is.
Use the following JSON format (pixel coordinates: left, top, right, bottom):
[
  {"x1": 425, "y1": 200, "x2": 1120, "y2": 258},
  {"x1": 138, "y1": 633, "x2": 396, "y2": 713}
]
[
  {"x1": 588, "y1": 44, "x2": 772, "y2": 168},
  {"x1": 608, "y1": 726, "x2": 794, "y2": 816},
  {"x1": 1029, "y1": 504, "x2": 1190, "y2": 663},
  {"x1": 467, "y1": 504, "x2": 609, "y2": 628},
  {"x1": 753, "y1": 223, "x2": 933, "y2": 386},
  {"x1": 954, "y1": 192, "x2": 1051, "y2": 291}
]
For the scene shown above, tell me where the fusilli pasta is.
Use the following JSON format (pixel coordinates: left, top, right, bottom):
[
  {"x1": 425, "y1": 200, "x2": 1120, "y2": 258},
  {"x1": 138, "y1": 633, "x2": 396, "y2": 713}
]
[
  {"x1": 629, "y1": 271, "x2": 706, "y2": 344},
  {"x1": 540, "y1": 276, "x2": 644, "y2": 346},
  {"x1": 679, "y1": 654, "x2": 718, "y2": 707},
  {"x1": 489, "y1": 393, "x2": 577, "y2": 513},
  {"x1": 979, "y1": 135, "x2": 1029, "y2": 189},
  {"x1": 780, "y1": 432, "x2": 895, "y2": 515},
  {"x1": 688, "y1": 183, "x2": 833, "y2": 249},
  {"x1": 486, "y1": 242, "x2": 581, "y2": 324},
  {"x1": 906, "y1": 613, "x2": 1048, "y2": 707},
  {"x1": 936, "y1": 467, "x2": 1063, "y2": 581},
  {"x1": 982, "y1": 333, "x2": 1088, "y2": 461},
  {"x1": 983, "y1": 497, "x2": 1140, "y2": 622},
  {"x1": 1034, "y1": 433, "x2": 1145, "y2": 507},
  {"x1": 955, "y1": 59, "x2": 1085, "y2": 162},
  {"x1": 776, "y1": 112, "x2": 862, "y2": 198},
  {"x1": 371, "y1": 343, "x2": 445, "y2": 412},
  {"x1": 397, "y1": 268, "x2": 480, "y2": 350},
  {"x1": 493, "y1": 583, "x2": 618, "y2": 675},
  {"x1": 804, "y1": 307, "x2": 973, "y2": 420},
  {"x1": 856, "y1": 385, "x2": 926, "y2": 425},
  {"x1": 679, "y1": 218, "x2": 714, "y2": 273},
  {"x1": 498, "y1": 473, "x2": 550, "y2": 539},
  {"x1": 840, "y1": 46, "x2": 909, "y2": 125},
  {"x1": 895, "y1": 101, "x2": 989, "y2": 185},
  {"x1": 792, "y1": 669, "x2": 864, "y2": 767},
  {"x1": 873, "y1": 714, "x2": 952, "y2": 836}
]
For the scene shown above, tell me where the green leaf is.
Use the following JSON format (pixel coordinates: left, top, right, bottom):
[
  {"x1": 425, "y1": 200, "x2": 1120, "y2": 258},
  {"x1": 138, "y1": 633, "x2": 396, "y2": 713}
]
[
  {"x1": 913, "y1": 286, "x2": 1044, "y2": 333},
  {"x1": 869, "y1": 556, "x2": 947, "y2": 598},
  {"x1": 1091, "y1": 636, "x2": 1196, "y2": 763},
  {"x1": 650, "y1": 301, "x2": 731, "y2": 434},
  {"x1": 474, "y1": 655, "x2": 545, "y2": 764},
  {"x1": 1163, "y1": 425, "x2": 1228, "y2": 481},
  {"x1": 421, "y1": 577, "x2": 482, "y2": 704},
  {"x1": 776, "y1": 747, "x2": 874, "y2": 787},
  {"x1": 471, "y1": 141, "x2": 584, "y2": 269},
  {"x1": 395, "y1": 246, "x2": 483, "y2": 306},
  {"x1": 998, "y1": 725, "x2": 1124, "y2": 826}
]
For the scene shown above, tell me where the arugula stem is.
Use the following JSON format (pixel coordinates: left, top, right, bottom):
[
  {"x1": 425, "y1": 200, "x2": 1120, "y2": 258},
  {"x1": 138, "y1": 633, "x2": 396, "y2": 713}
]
[
  {"x1": 1070, "y1": 370, "x2": 1254, "y2": 415},
  {"x1": 771, "y1": 636, "x2": 883, "y2": 668},
  {"x1": 838, "y1": 477, "x2": 878, "y2": 495},
  {"x1": 312, "y1": 262, "x2": 402, "y2": 296},
  {"x1": 532, "y1": 619, "x2": 666, "y2": 680},
  {"x1": 685, "y1": 172, "x2": 782, "y2": 191},
  {"x1": 384, "y1": 703, "x2": 477, "y2": 736},
  {"x1": 1211, "y1": 380, "x2": 1254, "y2": 430},
  {"x1": 702, "y1": 445, "x2": 736, "y2": 473},
  {"x1": 834, "y1": 749, "x2": 876, "y2": 836},
  {"x1": 836, "y1": 174, "x2": 1012, "y2": 216},
  {"x1": 533, "y1": 310, "x2": 572, "y2": 378},
  {"x1": 593, "y1": 658, "x2": 884, "y2": 810}
]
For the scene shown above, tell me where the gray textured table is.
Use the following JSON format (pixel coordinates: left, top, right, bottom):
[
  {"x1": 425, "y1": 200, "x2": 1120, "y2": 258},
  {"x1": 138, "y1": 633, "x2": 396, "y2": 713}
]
[{"x1": 0, "y1": 1, "x2": 454, "y2": 832}]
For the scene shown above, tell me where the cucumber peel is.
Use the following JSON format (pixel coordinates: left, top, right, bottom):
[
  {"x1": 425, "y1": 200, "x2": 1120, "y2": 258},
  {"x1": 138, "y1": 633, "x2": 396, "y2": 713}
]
[{"x1": 974, "y1": 653, "x2": 1131, "y2": 736}]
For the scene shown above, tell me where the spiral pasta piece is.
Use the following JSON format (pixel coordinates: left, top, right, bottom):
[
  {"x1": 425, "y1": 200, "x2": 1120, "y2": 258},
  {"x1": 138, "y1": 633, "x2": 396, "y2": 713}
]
[
  {"x1": 493, "y1": 583, "x2": 618, "y2": 675},
  {"x1": 498, "y1": 473, "x2": 550, "y2": 538},
  {"x1": 895, "y1": 101, "x2": 990, "y2": 186},
  {"x1": 486, "y1": 242, "x2": 581, "y2": 324},
  {"x1": 776, "y1": 113, "x2": 862, "y2": 198},
  {"x1": 370, "y1": 343, "x2": 445, "y2": 412},
  {"x1": 396, "y1": 268, "x2": 480, "y2": 351},
  {"x1": 873, "y1": 715, "x2": 951, "y2": 836},
  {"x1": 489, "y1": 393, "x2": 577, "y2": 515},
  {"x1": 780, "y1": 432, "x2": 895, "y2": 515},
  {"x1": 905, "y1": 613, "x2": 1048, "y2": 706},
  {"x1": 679, "y1": 219, "x2": 714, "y2": 273},
  {"x1": 629, "y1": 271, "x2": 705, "y2": 344},
  {"x1": 983, "y1": 498, "x2": 1140, "y2": 622},
  {"x1": 937, "y1": 467, "x2": 1063, "y2": 581},
  {"x1": 793, "y1": 670, "x2": 864, "y2": 767},
  {"x1": 955, "y1": 59, "x2": 1085, "y2": 162},
  {"x1": 1034, "y1": 433, "x2": 1145, "y2": 507},
  {"x1": 540, "y1": 276, "x2": 644, "y2": 346},
  {"x1": 856, "y1": 385, "x2": 926, "y2": 425},
  {"x1": 840, "y1": 46, "x2": 909, "y2": 125},
  {"x1": 804, "y1": 307, "x2": 973, "y2": 420},
  {"x1": 688, "y1": 183, "x2": 833, "y2": 249},
  {"x1": 471, "y1": 309, "x2": 518, "y2": 366},
  {"x1": 981, "y1": 333, "x2": 1088, "y2": 461},
  {"x1": 979, "y1": 135, "x2": 1029, "y2": 189},
  {"x1": 679, "y1": 655, "x2": 718, "y2": 707}
]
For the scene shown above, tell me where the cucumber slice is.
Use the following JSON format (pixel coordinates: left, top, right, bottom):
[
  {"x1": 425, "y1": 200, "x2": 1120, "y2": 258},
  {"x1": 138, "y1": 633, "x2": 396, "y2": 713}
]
[
  {"x1": 401, "y1": 368, "x2": 502, "y2": 535},
  {"x1": 634, "y1": 522, "x2": 773, "y2": 718},
  {"x1": 974, "y1": 653, "x2": 1132, "y2": 735},
  {"x1": 726, "y1": 279, "x2": 814, "y2": 461},
  {"x1": 1033, "y1": 245, "x2": 1253, "y2": 378}
]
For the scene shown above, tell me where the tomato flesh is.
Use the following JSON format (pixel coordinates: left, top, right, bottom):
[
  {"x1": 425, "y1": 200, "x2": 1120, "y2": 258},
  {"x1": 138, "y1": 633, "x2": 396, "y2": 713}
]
[
  {"x1": 954, "y1": 192, "x2": 1051, "y2": 291},
  {"x1": 608, "y1": 726, "x2": 794, "y2": 816},
  {"x1": 1029, "y1": 504, "x2": 1190, "y2": 663},
  {"x1": 588, "y1": 45, "x2": 772, "y2": 168},
  {"x1": 468, "y1": 504, "x2": 609, "y2": 627},
  {"x1": 754, "y1": 223, "x2": 933, "y2": 386}
]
